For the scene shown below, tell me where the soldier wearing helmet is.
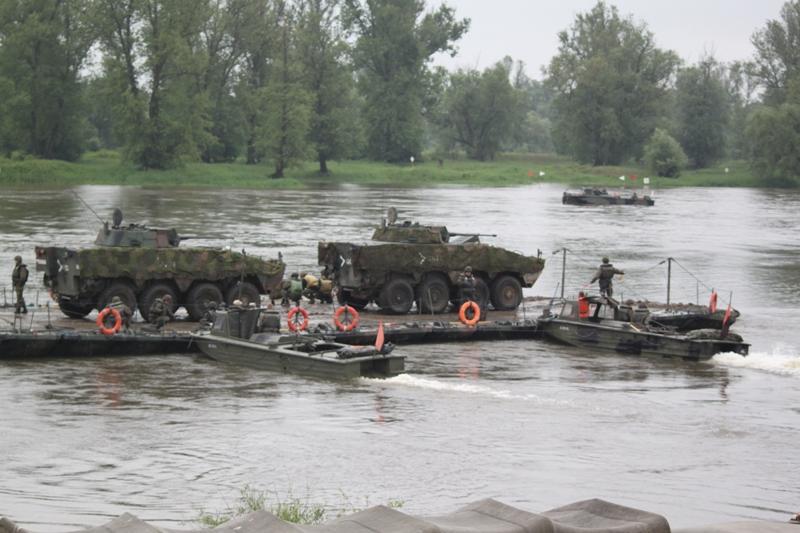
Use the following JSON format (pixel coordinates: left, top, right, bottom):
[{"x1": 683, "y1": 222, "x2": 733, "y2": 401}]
[
  {"x1": 458, "y1": 266, "x2": 476, "y2": 304},
  {"x1": 149, "y1": 294, "x2": 175, "y2": 331},
  {"x1": 11, "y1": 255, "x2": 28, "y2": 314},
  {"x1": 591, "y1": 257, "x2": 624, "y2": 298},
  {"x1": 109, "y1": 295, "x2": 133, "y2": 332}
]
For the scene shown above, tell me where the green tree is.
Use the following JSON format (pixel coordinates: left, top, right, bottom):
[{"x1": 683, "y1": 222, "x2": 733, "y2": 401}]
[
  {"x1": 236, "y1": 0, "x2": 280, "y2": 164},
  {"x1": 343, "y1": 0, "x2": 469, "y2": 162},
  {"x1": 675, "y1": 57, "x2": 729, "y2": 168},
  {"x1": 0, "y1": 0, "x2": 94, "y2": 160},
  {"x1": 296, "y1": 0, "x2": 360, "y2": 174},
  {"x1": 643, "y1": 128, "x2": 687, "y2": 177},
  {"x1": 746, "y1": 98, "x2": 800, "y2": 186},
  {"x1": 438, "y1": 59, "x2": 522, "y2": 161},
  {"x1": 545, "y1": 1, "x2": 679, "y2": 165},
  {"x1": 750, "y1": 0, "x2": 800, "y2": 105},
  {"x1": 95, "y1": 0, "x2": 211, "y2": 169},
  {"x1": 258, "y1": 3, "x2": 311, "y2": 178}
]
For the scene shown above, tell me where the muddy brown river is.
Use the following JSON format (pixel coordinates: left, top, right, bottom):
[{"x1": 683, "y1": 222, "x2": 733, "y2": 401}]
[{"x1": 0, "y1": 184, "x2": 799, "y2": 530}]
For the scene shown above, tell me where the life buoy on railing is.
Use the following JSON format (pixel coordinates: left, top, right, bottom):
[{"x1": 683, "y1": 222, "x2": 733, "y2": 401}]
[
  {"x1": 709, "y1": 291, "x2": 718, "y2": 313},
  {"x1": 287, "y1": 306, "x2": 309, "y2": 332},
  {"x1": 459, "y1": 300, "x2": 480, "y2": 327},
  {"x1": 333, "y1": 305, "x2": 360, "y2": 332},
  {"x1": 96, "y1": 307, "x2": 122, "y2": 336}
]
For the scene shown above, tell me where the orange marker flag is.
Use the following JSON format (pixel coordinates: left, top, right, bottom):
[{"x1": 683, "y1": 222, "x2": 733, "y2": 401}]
[{"x1": 375, "y1": 320, "x2": 385, "y2": 351}]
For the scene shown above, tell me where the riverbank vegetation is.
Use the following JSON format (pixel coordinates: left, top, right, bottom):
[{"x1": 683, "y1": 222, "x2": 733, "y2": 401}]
[
  {"x1": 0, "y1": 0, "x2": 797, "y2": 187},
  {"x1": 0, "y1": 150, "x2": 759, "y2": 189},
  {"x1": 196, "y1": 485, "x2": 403, "y2": 527}
]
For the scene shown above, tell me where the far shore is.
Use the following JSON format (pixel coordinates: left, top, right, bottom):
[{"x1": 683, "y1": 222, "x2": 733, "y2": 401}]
[{"x1": 0, "y1": 150, "x2": 771, "y2": 189}]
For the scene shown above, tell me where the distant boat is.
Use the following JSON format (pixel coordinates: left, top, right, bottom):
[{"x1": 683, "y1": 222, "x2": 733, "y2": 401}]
[
  {"x1": 192, "y1": 308, "x2": 404, "y2": 379},
  {"x1": 537, "y1": 295, "x2": 748, "y2": 360},
  {"x1": 562, "y1": 187, "x2": 654, "y2": 206}
]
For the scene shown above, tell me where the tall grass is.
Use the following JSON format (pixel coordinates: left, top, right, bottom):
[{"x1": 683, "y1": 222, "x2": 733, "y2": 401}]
[{"x1": 196, "y1": 485, "x2": 404, "y2": 527}]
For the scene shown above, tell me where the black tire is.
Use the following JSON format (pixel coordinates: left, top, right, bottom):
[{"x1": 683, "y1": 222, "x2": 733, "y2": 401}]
[
  {"x1": 225, "y1": 281, "x2": 260, "y2": 307},
  {"x1": 186, "y1": 282, "x2": 224, "y2": 321},
  {"x1": 416, "y1": 273, "x2": 450, "y2": 314},
  {"x1": 58, "y1": 298, "x2": 93, "y2": 319},
  {"x1": 138, "y1": 282, "x2": 178, "y2": 322},
  {"x1": 96, "y1": 281, "x2": 138, "y2": 312},
  {"x1": 490, "y1": 275, "x2": 522, "y2": 310},
  {"x1": 379, "y1": 278, "x2": 414, "y2": 314},
  {"x1": 337, "y1": 290, "x2": 369, "y2": 310}
]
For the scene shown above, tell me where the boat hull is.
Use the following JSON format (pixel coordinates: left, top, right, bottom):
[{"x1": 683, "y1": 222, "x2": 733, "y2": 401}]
[
  {"x1": 563, "y1": 194, "x2": 654, "y2": 206},
  {"x1": 193, "y1": 334, "x2": 405, "y2": 379},
  {"x1": 0, "y1": 331, "x2": 196, "y2": 359},
  {"x1": 538, "y1": 317, "x2": 748, "y2": 360}
]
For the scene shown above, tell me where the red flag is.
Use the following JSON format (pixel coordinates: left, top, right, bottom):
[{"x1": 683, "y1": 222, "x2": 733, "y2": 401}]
[
  {"x1": 708, "y1": 291, "x2": 718, "y2": 313},
  {"x1": 630, "y1": 175, "x2": 638, "y2": 180},
  {"x1": 375, "y1": 320, "x2": 385, "y2": 351},
  {"x1": 722, "y1": 304, "x2": 731, "y2": 327}
]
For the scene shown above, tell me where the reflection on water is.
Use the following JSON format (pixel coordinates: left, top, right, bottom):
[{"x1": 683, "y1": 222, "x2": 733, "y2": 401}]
[{"x1": 1, "y1": 184, "x2": 799, "y2": 530}]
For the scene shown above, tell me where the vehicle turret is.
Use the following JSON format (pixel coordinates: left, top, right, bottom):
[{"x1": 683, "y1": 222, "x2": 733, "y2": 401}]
[
  {"x1": 94, "y1": 209, "x2": 183, "y2": 248},
  {"x1": 371, "y1": 208, "x2": 495, "y2": 244}
]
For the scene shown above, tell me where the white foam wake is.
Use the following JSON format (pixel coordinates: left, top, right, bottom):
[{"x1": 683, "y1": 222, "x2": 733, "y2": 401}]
[
  {"x1": 366, "y1": 373, "x2": 571, "y2": 405},
  {"x1": 713, "y1": 345, "x2": 800, "y2": 377}
]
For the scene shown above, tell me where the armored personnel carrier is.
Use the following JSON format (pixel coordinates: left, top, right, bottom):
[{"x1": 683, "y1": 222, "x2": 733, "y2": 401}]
[
  {"x1": 35, "y1": 209, "x2": 285, "y2": 321},
  {"x1": 318, "y1": 209, "x2": 545, "y2": 314}
]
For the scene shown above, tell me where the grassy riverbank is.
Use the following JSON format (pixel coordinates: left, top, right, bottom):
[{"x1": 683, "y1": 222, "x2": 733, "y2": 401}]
[{"x1": 0, "y1": 150, "x2": 762, "y2": 188}]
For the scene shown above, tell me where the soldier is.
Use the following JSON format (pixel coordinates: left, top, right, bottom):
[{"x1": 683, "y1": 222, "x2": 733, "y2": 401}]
[
  {"x1": 149, "y1": 294, "x2": 175, "y2": 331},
  {"x1": 457, "y1": 266, "x2": 477, "y2": 303},
  {"x1": 12, "y1": 255, "x2": 28, "y2": 314},
  {"x1": 201, "y1": 301, "x2": 218, "y2": 326},
  {"x1": 457, "y1": 266, "x2": 487, "y2": 320},
  {"x1": 285, "y1": 272, "x2": 303, "y2": 306},
  {"x1": 591, "y1": 257, "x2": 624, "y2": 298},
  {"x1": 109, "y1": 296, "x2": 133, "y2": 332},
  {"x1": 302, "y1": 272, "x2": 320, "y2": 304}
]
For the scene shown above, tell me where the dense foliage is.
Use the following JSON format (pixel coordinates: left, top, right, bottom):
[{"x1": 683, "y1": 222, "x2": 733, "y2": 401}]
[
  {"x1": 0, "y1": 0, "x2": 796, "y2": 185},
  {"x1": 644, "y1": 128, "x2": 688, "y2": 178}
]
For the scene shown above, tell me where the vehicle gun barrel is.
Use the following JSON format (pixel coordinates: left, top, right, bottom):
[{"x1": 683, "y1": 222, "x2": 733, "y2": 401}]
[{"x1": 448, "y1": 232, "x2": 498, "y2": 237}]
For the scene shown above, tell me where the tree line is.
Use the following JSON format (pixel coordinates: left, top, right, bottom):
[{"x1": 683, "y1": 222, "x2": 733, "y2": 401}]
[{"x1": 0, "y1": 0, "x2": 797, "y2": 184}]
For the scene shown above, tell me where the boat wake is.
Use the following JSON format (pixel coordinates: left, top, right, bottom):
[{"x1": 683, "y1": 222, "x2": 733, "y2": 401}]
[
  {"x1": 368, "y1": 373, "x2": 572, "y2": 406},
  {"x1": 713, "y1": 345, "x2": 800, "y2": 377}
]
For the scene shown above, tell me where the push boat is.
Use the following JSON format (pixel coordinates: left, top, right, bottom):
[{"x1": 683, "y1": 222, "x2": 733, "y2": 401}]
[
  {"x1": 536, "y1": 294, "x2": 748, "y2": 360},
  {"x1": 562, "y1": 187, "x2": 654, "y2": 206},
  {"x1": 191, "y1": 307, "x2": 405, "y2": 379}
]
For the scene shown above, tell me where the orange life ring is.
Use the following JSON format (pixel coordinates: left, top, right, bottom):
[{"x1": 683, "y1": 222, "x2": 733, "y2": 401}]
[
  {"x1": 459, "y1": 301, "x2": 480, "y2": 327},
  {"x1": 333, "y1": 305, "x2": 360, "y2": 332},
  {"x1": 287, "y1": 306, "x2": 309, "y2": 332},
  {"x1": 96, "y1": 307, "x2": 122, "y2": 336}
]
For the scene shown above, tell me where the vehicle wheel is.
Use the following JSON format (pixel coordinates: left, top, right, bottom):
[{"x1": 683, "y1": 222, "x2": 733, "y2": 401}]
[
  {"x1": 490, "y1": 275, "x2": 522, "y2": 310},
  {"x1": 379, "y1": 278, "x2": 414, "y2": 314},
  {"x1": 416, "y1": 273, "x2": 450, "y2": 314},
  {"x1": 58, "y1": 298, "x2": 93, "y2": 319},
  {"x1": 225, "y1": 281, "x2": 260, "y2": 307},
  {"x1": 96, "y1": 281, "x2": 138, "y2": 312},
  {"x1": 337, "y1": 290, "x2": 369, "y2": 310},
  {"x1": 139, "y1": 282, "x2": 178, "y2": 322},
  {"x1": 186, "y1": 282, "x2": 224, "y2": 321}
]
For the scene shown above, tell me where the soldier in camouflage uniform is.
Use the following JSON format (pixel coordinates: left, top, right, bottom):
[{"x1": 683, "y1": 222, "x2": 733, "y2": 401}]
[
  {"x1": 12, "y1": 255, "x2": 28, "y2": 314},
  {"x1": 149, "y1": 294, "x2": 175, "y2": 330},
  {"x1": 109, "y1": 296, "x2": 133, "y2": 332},
  {"x1": 457, "y1": 266, "x2": 477, "y2": 303},
  {"x1": 591, "y1": 257, "x2": 624, "y2": 298}
]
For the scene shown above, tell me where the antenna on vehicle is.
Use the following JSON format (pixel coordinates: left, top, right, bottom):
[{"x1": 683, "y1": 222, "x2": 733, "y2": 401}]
[{"x1": 71, "y1": 191, "x2": 105, "y2": 225}]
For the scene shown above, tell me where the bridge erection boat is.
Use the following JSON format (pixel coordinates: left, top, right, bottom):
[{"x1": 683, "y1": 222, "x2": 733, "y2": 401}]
[
  {"x1": 537, "y1": 295, "x2": 748, "y2": 360},
  {"x1": 562, "y1": 187, "x2": 654, "y2": 206},
  {"x1": 192, "y1": 307, "x2": 405, "y2": 379}
]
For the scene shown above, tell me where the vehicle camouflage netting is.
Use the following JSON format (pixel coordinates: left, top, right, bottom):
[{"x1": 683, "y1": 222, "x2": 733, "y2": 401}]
[
  {"x1": 67, "y1": 248, "x2": 284, "y2": 281},
  {"x1": 320, "y1": 242, "x2": 544, "y2": 275}
]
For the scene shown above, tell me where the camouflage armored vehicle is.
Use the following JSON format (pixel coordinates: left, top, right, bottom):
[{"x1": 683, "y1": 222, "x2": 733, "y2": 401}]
[
  {"x1": 318, "y1": 209, "x2": 545, "y2": 314},
  {"x1": 35, "y1": 209, "x2": 285, "y2": 321}
]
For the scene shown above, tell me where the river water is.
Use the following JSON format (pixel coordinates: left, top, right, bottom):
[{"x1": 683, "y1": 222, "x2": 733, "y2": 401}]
[{"x1": 0, "y1": 184, "x2": 799, "y2": 530}]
